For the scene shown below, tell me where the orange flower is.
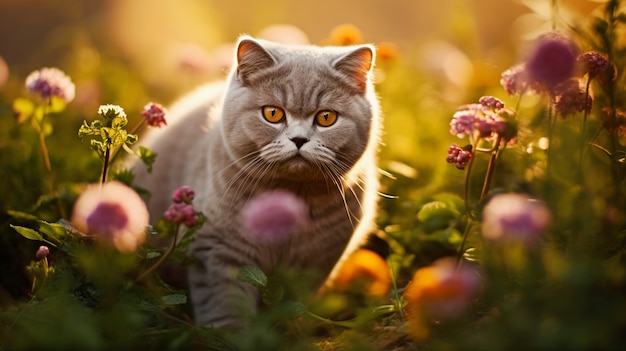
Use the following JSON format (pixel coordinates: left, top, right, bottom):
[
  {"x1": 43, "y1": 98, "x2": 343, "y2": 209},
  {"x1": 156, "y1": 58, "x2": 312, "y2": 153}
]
[
  {"x1": 326, "y1": 24, "x2": 363, "y2": 46},
  {"x1": 376, "y1": 41, "x2": 398, "y2": 63},
  {"x1": 332, "y1": 249, "x2": 391, "y2": 298},
  {"x1": 403, "y1": 258, "x2": 482, "y2": 341}
]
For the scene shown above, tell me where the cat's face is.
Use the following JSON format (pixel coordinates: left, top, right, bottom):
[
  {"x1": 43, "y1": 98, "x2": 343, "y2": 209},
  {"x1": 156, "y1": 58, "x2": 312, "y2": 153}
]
[{"x1": 221, "y1": 36, "x2": 377, "y2": 182}]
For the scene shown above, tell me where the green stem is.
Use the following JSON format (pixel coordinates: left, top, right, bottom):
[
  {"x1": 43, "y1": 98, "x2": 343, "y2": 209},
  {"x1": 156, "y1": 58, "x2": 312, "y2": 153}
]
[
  {"x1": 480, "y1": 138, "x2": 502, "y2": 199},
  {"x1": 101, "y1": 144, "x2": 111, "y2": 184},
  {"x1": 109, "y1": 119, "x2": 146, "y2": 167},
  {"x1": 135, "y1": 224, "x2": 180, "y2": 283}
]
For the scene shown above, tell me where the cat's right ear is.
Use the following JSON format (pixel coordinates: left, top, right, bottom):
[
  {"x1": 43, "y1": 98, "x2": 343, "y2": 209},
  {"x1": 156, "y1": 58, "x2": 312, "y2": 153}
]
[{"x1": 236, "y1": 37, "x2": 276, "y2": 85}]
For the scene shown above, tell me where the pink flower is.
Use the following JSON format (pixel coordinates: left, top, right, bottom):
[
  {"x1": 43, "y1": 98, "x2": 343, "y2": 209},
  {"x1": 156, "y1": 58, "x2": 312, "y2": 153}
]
[
  {"x1": 449, "y1": 105, "x2": 479, "y2": 138},
  {"x1": 172, "y1": 185, "x2": 195, "y2": 204},
  {"x1": 446, "y1": 144, "x2": 473, "y2": 170},
  {"x1": 577, "y1": 51, "x2": 609, "y2": 80},
  {"x1": 481, "y1": 193, "x2": 551, "y2": 246},
  {"x1": 500, "y1": 64, "x2": 541, "y2": 96},
  {"x1": 553, "y1": 79, "x2": 593, "y2": 118},
  {"x1": 241, "y1": 190, "x2": 309, "y2": 244},
  {"x1": 25, "y1": 67, "x2": 75, "y2": 103},
  {"x1": 36, "y1": 245, "x2": 50, "y2": 260},
  {"x1": 141, "y1": 102, "x2": 167, "y2": 127},
  {"x1": 526, "y1": 33, "x2": 577, "y2": 91},
  {"x1": 71, "y1": 181, "x2": 149, "y2": 253},
  {"x1": 478, "y1": 96, "x2": 504, "y2": 110},
  {"x1": 164, "y1": 203, "x2": 198, "y2": 227}
]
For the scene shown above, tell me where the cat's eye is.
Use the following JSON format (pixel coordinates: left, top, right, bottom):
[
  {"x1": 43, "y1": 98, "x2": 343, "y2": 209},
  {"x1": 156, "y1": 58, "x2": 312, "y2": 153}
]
[
  {"x1": 262, "y1": 106, "x2": 285, "y2": 123},
  {"x1": 315, "y1": 110, "x2": 338, "y2": 127}
]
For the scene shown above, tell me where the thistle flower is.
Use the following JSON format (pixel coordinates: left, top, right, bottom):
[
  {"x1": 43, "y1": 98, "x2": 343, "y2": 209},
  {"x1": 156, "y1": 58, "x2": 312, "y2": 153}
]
[
  {"x1": 25, "y1": 67, "x2": 75, "y2": 103},
  {"x1": 71, "y1": 181, "x2": 149, "y2": 253},
  {"x1": 577, "y1": 51, "x2": 609, "y2": 80},
  {"x1": 141, "y1": 102, "x2": 168, "y2": 128},
  {"x1": 332, "y1": 249, "x2": 391, "y2": 297},
  {"x1": 553, "y1": 79, "x2": 593, "y2": 118},
  {"x1": 241, "y1": 190, "x2": 309, "y2": 244},
  {"x1": 526, "y1": 33, "x2": 577, "y2": 91},
  {"x1": 446, "y1": 144, "x2": 473, "y2": 170},
  {"x1": 36, "y1": 245, "x2": 50, "y2": 260},
  {"x1": 481, "y1": 193, "x2": 551, "y2": 246},
  {"x1": 403, "y1": 258, "x2": 482, "y2": 340}
]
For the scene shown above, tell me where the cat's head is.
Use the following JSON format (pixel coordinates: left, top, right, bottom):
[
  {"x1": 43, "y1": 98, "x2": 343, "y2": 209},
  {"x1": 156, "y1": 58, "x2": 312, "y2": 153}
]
[{"x1": 221, "y1": 35, "x2": 379, "y2": 182}]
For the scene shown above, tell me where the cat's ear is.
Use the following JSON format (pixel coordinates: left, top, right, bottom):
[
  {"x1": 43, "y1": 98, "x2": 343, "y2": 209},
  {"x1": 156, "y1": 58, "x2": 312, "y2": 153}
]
[
  {"x1": 236, "y1": 37, "x2": 276, "y2": 85},
  {"x1": 333, "y1": 46, "x2": 375, "y2": 93}
]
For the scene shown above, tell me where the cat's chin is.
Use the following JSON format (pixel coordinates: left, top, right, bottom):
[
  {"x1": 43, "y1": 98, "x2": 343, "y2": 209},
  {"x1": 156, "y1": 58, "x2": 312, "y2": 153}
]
[{"x1": 277, "y1": 156, "x2": 323, "y2": 179}]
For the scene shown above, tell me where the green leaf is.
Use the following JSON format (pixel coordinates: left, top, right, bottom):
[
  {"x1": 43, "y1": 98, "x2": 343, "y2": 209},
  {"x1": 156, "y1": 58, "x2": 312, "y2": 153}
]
[
  {"x1": 7, "y1": 210, "x2": 40, "y2": 222},
  {"x1": 237, "y1": 265, "x2": 268, "y2": 288},
  {"x1": 146, "y1": 251, "x2": 162, "y2": 259},
  {"x1": 37, "y1": 221, "x2": 67, "y2": 244},
  {"x1": 161, "y1": 293, "x2": 188, "y2": 305},
  {"x1": 282, "y1": 300, "x2": 307, "y2": 318},
  {"x1": 138, "y1": 146, "x2": 157, "y2": 173},
  {"x1": 13, "y1": 98, "x2": 35, "y2": 123},
  {"x1": 10, "y1": 225, "x2": 44, "y2": 241},
  {"x1": 417, "y1": 201, "x2": 458, "y2": 233}
]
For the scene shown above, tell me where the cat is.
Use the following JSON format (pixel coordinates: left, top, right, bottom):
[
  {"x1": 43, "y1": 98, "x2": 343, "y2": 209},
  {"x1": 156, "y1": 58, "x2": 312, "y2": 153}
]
[{"x1": 132, "y1": 35, "x2": 382, "y2": 328}]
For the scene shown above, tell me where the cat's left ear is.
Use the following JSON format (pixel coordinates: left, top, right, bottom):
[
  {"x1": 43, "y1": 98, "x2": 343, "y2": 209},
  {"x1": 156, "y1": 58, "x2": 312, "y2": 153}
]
[
  {"x1": 236, "y1": 37, "x2": 276, "y2": 85},
  {"x1": 333, "y1": 46, "x2": 375, "y2": 93}
]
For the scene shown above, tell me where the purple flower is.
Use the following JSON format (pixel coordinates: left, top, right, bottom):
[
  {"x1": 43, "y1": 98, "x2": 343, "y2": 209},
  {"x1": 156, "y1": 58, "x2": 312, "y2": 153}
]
[
  {"x1": 446, "y1": 144, "x2": 473, "y2": 170},
  {"x1": 36, "y1": 245, "x2": 50, "y2": 260},
  {"x1": 553, "y1": 79, "x2": 592, "y2": 118},
  {"x1": 164, "y1": 203, "x2": 198, "y2": 227},
  {"x1": 241, "y1": 190, "x2": 309, "y2": 244},
  {"x1": 141, "y1": 102, "x2": 167, "y2": 127},
  {"x1": 172, "y1": 185, "x2": 195, "y2": 204},
  {"x1": 500, "y1": 64, "x2": 541, "y2": 96},
  {"x1": 577, "y1": 51, "x2": 609, "y2": 80},
  {"x1": 481, "y1": 193, "x2": 551, "y2": 246},
  {"x1": 526, "y1": 33, "x2": 577, "y2": 91},
  {"x1": 449, "y1": 106, "x2": 479, "y2": 138},
  {"x1": 71, "y1": 181, "x2": 149, "y2": 253},
  {"x1": 479, "y1": 96, "x2": 505, "y2": 110},
  {"x1": 25, "y1": 67, "x2": 75, "y2": 103}
]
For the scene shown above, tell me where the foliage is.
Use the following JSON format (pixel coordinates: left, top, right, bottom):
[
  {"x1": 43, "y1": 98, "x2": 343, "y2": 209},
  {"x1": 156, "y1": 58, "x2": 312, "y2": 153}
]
[{"x1": 1, "y1": 1, "x2": 626, "y2": 350}]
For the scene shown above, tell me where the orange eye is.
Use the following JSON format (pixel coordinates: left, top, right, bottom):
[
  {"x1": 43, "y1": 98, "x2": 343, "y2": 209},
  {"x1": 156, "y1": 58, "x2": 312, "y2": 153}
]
[
  {"x1": 315, "y1": 110, "x2": 338, "y2": 127},
  {"x1": 262, "y1": 106, "x2": 285, "y2": 123}
]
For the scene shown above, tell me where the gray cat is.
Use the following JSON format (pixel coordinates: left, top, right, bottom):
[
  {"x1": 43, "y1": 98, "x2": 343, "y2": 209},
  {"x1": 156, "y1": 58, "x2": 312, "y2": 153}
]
[{"x1": 132, "y1": 35, "x2": 382, "y2": 328}]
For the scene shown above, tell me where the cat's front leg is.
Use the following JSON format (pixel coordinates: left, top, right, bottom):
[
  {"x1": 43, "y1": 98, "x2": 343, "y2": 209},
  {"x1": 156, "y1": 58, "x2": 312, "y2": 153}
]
[{"x1": 187, "y1": 239, "x2": 260, "y2": 328}]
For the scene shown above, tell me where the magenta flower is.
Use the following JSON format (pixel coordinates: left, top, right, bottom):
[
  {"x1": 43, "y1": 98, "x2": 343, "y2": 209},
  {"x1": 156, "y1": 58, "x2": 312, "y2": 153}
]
[
  {"x1": 164, "y1": 203, "x2": 198, "y2": 227},
  {"x1": 553, "y1": 79, "x2": 593, "y2": 118},
  {"x1": 526, "y1": 33, "x2": 577, "y2": 91},
  {"x1": 25, "y1": 67, "x2": 75, "y2": 103},
  {"x1": 36, "y1": 245, "x2": 50, "y2": 260},
  {"x1": 481, "y1": 193, "x2": 552, "y2": 246},
  {"x1": 241, "y1": 190, "x2": 309, "y2": 244},
  {"x1": 71, "y1": 181, "x2": 149, "y2": 253},
  {"x1": 141, "y1": 102, "x2": 167, "y2": 127},
  {"x1": 449, "y1": 105, "x2": 479, "y2": 138},
  {"x1": 577, "y1": 51, "x2": 609, "y2": 80},
  {"x1": 446, "y1": 144, "x2": 473, "y2": 170},
  {"x1": 478, "y1": 96, "x2": 505, "y2": 110},
  {"x1": 172, "y1": 185, "x2": 195, "y2": 204}
]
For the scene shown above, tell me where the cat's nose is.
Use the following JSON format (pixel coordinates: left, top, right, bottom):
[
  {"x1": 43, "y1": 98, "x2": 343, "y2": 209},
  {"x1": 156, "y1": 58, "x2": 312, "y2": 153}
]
[{"x1": 290, "y1": 137, "x2": 309, "y2": 149}]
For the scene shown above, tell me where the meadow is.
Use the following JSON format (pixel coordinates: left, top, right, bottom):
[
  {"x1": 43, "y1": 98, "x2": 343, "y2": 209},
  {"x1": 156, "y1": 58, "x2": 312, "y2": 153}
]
[{"x1": 1, "y1": 0, "x2": 625, "y2": 350}]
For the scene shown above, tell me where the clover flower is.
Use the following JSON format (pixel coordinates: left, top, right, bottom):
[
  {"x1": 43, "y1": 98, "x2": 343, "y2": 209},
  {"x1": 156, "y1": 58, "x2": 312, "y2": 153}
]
[
  {"x1": 71, "y1": 181, "x2": 149, "y2": 253},
  {"x1": 332, "y1": 249, "x2": 391, "y2": 298},
  {"x1": 553, "y1": 79, "x2": 593, "y2": 118},
  {"x1": 171, "y1": 185, "x2": 195, "y2": 204},
  {"x1": 500, "y1": 64, "x2": 541, "y2": 96},
  {"x1": 577, "y1": 51, "x2": 609, "y2": 80},
  {"x1": 25, "y1": 67, "x2": 75, "y2": 103},
  {"x1": 481, "y1": 193, "x2": 551, "y2": 246},
  {"x1": 164, "y1": 203, "x2": 198, "y2": 227},
  {"x1": 241, "y1": 190, "x2": 309, "y2": 244},
  {"x1": 36, "y1": 245, "x2": 50, "y2": 260},
  {"x1": 141, "y1": 102, "x2": 168, "y2": 128},
  {"x1": 479, "y1": 96, "x2": 505, "y2": 110},
  {"x1": 446, "y1": 144, "x2": 473, "y2": 170},
  {"x1": 403, "y1": 258, "x2": 482, "y2": 340},
  {"x1": 449, "y1": 106, "x2": 479, "y2": 138},
  {"x1": 526, "y1": 33, "x2": 577, "y2": 91}
]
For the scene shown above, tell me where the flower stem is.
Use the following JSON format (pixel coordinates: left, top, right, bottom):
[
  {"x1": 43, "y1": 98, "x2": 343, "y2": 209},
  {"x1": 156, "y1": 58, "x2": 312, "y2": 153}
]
[
  {"x1": 135, "y1": 224, "x2": 180, "y2": 283},
  {"x1": 101, "y1": 144, "x2": 111, "y2": 184},
  {"x1": 480, "y1": 138, "x2": 502, "y2": 199}
]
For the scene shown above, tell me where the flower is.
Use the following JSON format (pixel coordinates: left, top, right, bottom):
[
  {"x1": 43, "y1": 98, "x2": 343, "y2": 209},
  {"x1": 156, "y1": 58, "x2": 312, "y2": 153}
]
[
  {"x1": 332, "y1": 249, "x2": 391, "y2": 298},
  {"x1": 479, "y1": 96, "x2": 505, "y2": 110},
  {"x1": 500, "y1": 64, "x2": 541, "y2": 96},
  {"x1": 481, "y1": 193, "x2": 552, "y2": 246},
  {"x1": 446, "y1": 144, "x2": 473, "y2": 170},
  {"x1": 553, "y1": 79, "x2": 593, "y2": 118},
  {"x1": 171, "y1": 185, "x2": 195, "y2": 204},
  {"x1": 0, "y1": 56, "x2": 8, "y2": 88},
  {"x1": 326, "y1": 24, "x2": 363, "y2": 46},
  {"x1": 577, "y1": 51, "x2": 609, "y2": 80},
  {"x1": 526, "y1": 33, "x2": 577, "y2": 90},
  {"x1": 71, "y1": 181, "x2": 149, "y2": 253},
  {"x1": 141, "y1": 102, "x2": 168, "y2": 127},
  {"x1": 403, "y1": 258, "x2": 482, "y2": 340},
  {"x1": 97, "y1": 104, "x2": 127, "y2": 124},
  {"x1": 25, "y1": 67, "x2": 75, "y2": 103},
  {"x1": 164, "y1": 203, "x2": 198, "y2": 227},
  {"x1": 36, "y1": 246, "x2": 50, "y2": 260},
  {"x1": 449, "y1": 106, "x2": 479, "y2": 138},
  {"x1": 241, "y1": 190, "x2": 309, "y2": 244}
]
